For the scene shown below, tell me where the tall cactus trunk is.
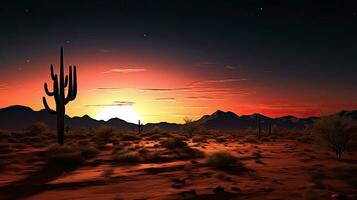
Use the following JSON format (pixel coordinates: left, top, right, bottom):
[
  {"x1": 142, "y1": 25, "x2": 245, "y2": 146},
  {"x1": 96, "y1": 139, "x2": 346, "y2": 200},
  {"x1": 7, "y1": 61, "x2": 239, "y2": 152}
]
[
  {"x1": 257, "y1": 114, "x2": 261, "y2": 140},
  {"x1": 57, "y1": 107, "x2": 65, "y2": 145},
  {"x1": 43, "y1": 48, "x2": 77, "y2": 145}
]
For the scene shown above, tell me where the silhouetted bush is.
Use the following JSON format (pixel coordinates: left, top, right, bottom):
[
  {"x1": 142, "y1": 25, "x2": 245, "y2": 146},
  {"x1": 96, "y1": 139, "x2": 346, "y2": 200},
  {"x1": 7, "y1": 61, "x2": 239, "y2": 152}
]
[
  {"x1": 182, "y1": 117, "x2": 200, "y2": 138},
  {"x1": 205, "y1": 151, "x2": 245, "y2": 171},
  {"x1": 112, "y1": 149, "x2": 143, "y2": 163},
  {"x1": 192, "y1": 135, "x2": 207, "y2": 143},
  {"x1": 47, "y1": 145, "x2": 84, "y2": 169},
  {"x1": 27, "y1": 122, "x2": 49, "y2": 135},
  {"x1": 160, "y1": 137, "x2": 187, "y2": 149},
  {"x1": 121, "y1": 133, "x2": 140, "y2": 141},
  {"x1": 313, "y1": 115, "x2": 356, "y2": 160},
  {"x1": 94, "y1": 124, "x2": 115, "y2": 145},
  {"x1": 47, "y1": 144, "x2": 99, "y2": 169}
]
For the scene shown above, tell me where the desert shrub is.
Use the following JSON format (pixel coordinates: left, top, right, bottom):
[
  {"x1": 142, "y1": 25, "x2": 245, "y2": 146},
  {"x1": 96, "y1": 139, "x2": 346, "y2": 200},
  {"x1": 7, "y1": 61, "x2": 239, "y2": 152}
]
[
  {"x1": 27, "y1": 122, "x2": 49, "y2": 135},
  {"x1": 112, "y1": 150, "x2": 143, "y2": 163},
  {"x1": 205, "y1": 151, "x2": 246, "y2": 171},
  {"x1": 182, "y1": 117, "x2": 200, "y2": 138},
  {"x1": 216, "y1": 136, "x2": 227, "y2": 143},
  {"x1": 160, "y1": 137, "x2": 187, "y2": 149},
  {"x1": 313, "y1": 115, "x2": 356, "y2": 160},
  {"x1": 94, "y1": 124, "x2": 115, "y2": 145},
  {"x1": 121, "y1": 133, "x2": 140, "y2": 141},
  {"x1": 192, "y1": 135, "x2": 207, "y2": 143},
  {"x1": 243, "y1": 135, "x2": 258, "y2": 143},
  {"x1": 47, "y1": 145, "x2": 84, "y2": 169},
  {"x1": 77, "y1": 145, "x2": 99, "y2": 159}
]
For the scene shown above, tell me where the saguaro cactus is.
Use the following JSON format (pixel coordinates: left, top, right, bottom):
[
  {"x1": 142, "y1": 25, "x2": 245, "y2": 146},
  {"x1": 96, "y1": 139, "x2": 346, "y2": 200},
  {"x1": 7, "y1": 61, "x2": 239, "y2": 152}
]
[
  {"x1": 268, "y1": 123, "x2": 272, "y2": 136},
  {"x1": 257, "y1": 114, "x2": 261, "y2": 140},
  {"x1": 42, "y1": 48, "x2": 77, "y2": 145},
  {"x1": 138, "y1": 120, "x2": 143, "y2": 134}
]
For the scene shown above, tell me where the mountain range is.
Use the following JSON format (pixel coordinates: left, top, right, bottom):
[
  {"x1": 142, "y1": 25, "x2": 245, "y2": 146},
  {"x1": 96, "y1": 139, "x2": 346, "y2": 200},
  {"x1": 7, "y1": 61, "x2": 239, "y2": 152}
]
[{"x1": 0, "y1": 105, "x2": 356, "y2": 132}]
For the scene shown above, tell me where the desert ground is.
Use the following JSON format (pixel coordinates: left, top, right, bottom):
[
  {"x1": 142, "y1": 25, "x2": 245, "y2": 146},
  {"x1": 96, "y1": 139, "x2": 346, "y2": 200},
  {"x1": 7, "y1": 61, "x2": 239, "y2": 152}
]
[{"x1": 0, "y1": 125, "x2": 356, "y2": 200}]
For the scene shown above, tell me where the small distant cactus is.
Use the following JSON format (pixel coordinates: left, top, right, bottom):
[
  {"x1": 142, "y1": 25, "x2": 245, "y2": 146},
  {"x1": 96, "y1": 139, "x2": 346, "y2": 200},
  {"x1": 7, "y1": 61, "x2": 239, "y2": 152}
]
[
  {"x1": 42, "y1": 48, "x2": 77, "y2": 145},
  {"x1": 268, "y1": 123, "x2": 272, "y2": 136},
  {"x1": 257, "y1": 114, "x2": 261, "y2": 140},
  {"x1": 138, "y1": 120, "x2": 143, "y2": 134}
]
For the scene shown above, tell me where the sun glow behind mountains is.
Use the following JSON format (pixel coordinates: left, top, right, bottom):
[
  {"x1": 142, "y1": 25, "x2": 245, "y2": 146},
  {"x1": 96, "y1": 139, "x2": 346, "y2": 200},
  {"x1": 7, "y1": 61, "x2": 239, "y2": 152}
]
[{"x1": 95, "y1": 105, "x2": 141, "y2": 124}]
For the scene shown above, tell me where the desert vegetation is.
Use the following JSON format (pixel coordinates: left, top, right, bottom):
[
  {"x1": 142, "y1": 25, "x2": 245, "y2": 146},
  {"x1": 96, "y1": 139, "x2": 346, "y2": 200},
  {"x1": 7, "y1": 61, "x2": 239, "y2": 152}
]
[{"x1": 0, "y1": 117, "x2": 356, "y2": 199}]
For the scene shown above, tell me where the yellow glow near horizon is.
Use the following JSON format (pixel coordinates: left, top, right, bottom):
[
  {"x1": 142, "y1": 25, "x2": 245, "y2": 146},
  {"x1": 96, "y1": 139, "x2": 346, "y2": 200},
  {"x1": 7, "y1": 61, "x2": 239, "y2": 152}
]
[{"x1": 95, "y1": 106, "x2": 141, "y2": 124}]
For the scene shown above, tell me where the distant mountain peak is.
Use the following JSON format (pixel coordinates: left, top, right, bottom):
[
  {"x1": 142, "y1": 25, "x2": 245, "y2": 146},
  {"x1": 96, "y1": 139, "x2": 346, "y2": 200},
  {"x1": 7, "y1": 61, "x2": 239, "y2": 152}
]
[{"x1": 212, "y1": 110, "x2": 238, "y2": 117}]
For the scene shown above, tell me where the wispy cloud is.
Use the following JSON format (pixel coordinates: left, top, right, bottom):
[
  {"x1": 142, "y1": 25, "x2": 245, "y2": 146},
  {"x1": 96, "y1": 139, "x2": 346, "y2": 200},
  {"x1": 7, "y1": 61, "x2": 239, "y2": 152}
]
[
  {"x1": 224, "y1": 65, "x2": 236, "y2": 70},
  {"x1": 140, "y1": 87, "x2": 192, "y2": 92},
  {"x1": 84, "y1": 101, "x2": 135, "y2": 107},
  {"x1": 153, "y1": 98, "x2": 176, "y2": 102},
  {"x1": 184, "y1": 96, "x2": 224, "y2": 101},
  {"x1": 195, "y1": 62, "x2": 218, "y2": 67},
  {"x1": 102, "y1": 68, "x2": 147, "y2": 74},
  {"x1": 189, "y1": 78, "x2": 247, "y2": 86},
  {"x1": 92, "y1": 87, "x2": 192, "y2": 92}
]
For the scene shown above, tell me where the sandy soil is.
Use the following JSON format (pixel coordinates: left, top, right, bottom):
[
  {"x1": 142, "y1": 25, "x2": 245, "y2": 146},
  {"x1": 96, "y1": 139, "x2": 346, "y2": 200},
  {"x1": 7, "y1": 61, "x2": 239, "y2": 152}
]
[{"x1": 0, "y1": 137, "x2": 356, "y2": 200}]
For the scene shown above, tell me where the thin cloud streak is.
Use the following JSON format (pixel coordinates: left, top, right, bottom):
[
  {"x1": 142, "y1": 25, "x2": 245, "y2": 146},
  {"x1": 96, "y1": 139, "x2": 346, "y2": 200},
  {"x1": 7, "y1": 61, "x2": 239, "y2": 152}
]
[
  {"x1": 189, "y1": 78, "x2": 247, "y2": 86},
  {"x1": 153, "y1": 98, "x2": 176, "y2": 102},
  {"x1": 102, "y1": 68, "x2": 147, "y2": 74},
  {"x1": 84, "y1": 101, "x2": 135, "y2": 107},
  {"x1": 184, "y1": 96, "x2": 224, "y2": 101}
]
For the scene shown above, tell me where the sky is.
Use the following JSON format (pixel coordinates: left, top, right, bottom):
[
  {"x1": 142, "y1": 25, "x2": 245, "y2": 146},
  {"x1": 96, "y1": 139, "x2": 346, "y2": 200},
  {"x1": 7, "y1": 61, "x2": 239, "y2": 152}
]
[{"x1": 1, "y1": 0, "x2": 357, "y2": 123}]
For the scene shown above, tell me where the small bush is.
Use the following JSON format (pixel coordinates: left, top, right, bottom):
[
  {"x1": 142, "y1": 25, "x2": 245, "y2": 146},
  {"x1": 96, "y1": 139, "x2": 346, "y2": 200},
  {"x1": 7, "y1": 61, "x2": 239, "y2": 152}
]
[
  {"x1": 192, "y1": 136, "x2": 207, "y2": 143},
  {"x1": 243, "y1": 135, "x2": 258, "y2": 143},
  {"x1": 27, "y1": 122, "x2": 49, "y2": 135},
  {"x1": 94, "y1": 124, "x2": 116, "y2": 145},
  {"x1": 160, "y1": 137, "x2": 187, "y2": 149},
  {"x1": 121, "y1": 133, "x2": 140, "y2": 141},
  {"x1": 216, "y1": 136, "x2": 227, "y2": 143},
  {"x1": 313, "y1": 115, "x2": 356, "y2": 160},
  {"x1": 182, "y1": 117, "x2": 200, "y2": 138},
  {"x1": 47, "y1": 145, "x2": 84, "y2": 169},
  {"x1": 205, "y1": 151, "x2": 246, "y2": 171},
  {"x1": 77, "y1": 145, "x2": 99, "y2": 159},
  {"x1": 112, "y1": 150, "x2": 143, "y2": 163}
]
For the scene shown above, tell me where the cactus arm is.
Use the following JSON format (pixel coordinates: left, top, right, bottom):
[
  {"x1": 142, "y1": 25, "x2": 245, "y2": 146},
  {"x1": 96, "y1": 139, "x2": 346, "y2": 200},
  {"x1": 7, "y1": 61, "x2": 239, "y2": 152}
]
[
  {"x1": 44, "y1": 83, "x2": 54, "y2": 96},
  {"x1": 53, "y1": 75, "x2": 60, "y2": 104},
  {"x1": 65, "y1": 65, "x2": 77, "y2": 104},
  {"x1": 50, "y1": 64, "x2": 56, "y2": 80},
  {"x1": 72, "y1": 65, "x2": 77, "y2": 98},
  {"x1": 42, "y1": 97, "x2": 56, "y2": 114},
  {"x1": 64, "y1": 75, "x2": 68, "y2": 87},
  {"x1": 65, "y1": 66, "x2": 73, "y2": 104}
]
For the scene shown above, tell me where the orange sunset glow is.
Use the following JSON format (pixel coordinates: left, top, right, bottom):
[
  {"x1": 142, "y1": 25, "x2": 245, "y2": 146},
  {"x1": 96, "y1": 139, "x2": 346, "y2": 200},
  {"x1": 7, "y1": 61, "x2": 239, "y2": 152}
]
[
  {"x1": 1, "y1": 1, "x2": 357, "y2": 200},
  {"x1": 1, "y1": 48, "x2": 356, "y2": 123}
]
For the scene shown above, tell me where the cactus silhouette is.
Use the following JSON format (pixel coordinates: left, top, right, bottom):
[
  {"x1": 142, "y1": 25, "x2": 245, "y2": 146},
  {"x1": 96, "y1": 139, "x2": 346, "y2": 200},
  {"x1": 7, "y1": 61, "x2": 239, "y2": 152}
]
[
  {"x1": 257, "y1": 114, "x2": 261, "y2": 140},
  {"x1": 42, "y1": 48, "x2": 77, "y2": 145},
  {"x1": 138, "y1": 120, "x2": 143, "y2": 134}
]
